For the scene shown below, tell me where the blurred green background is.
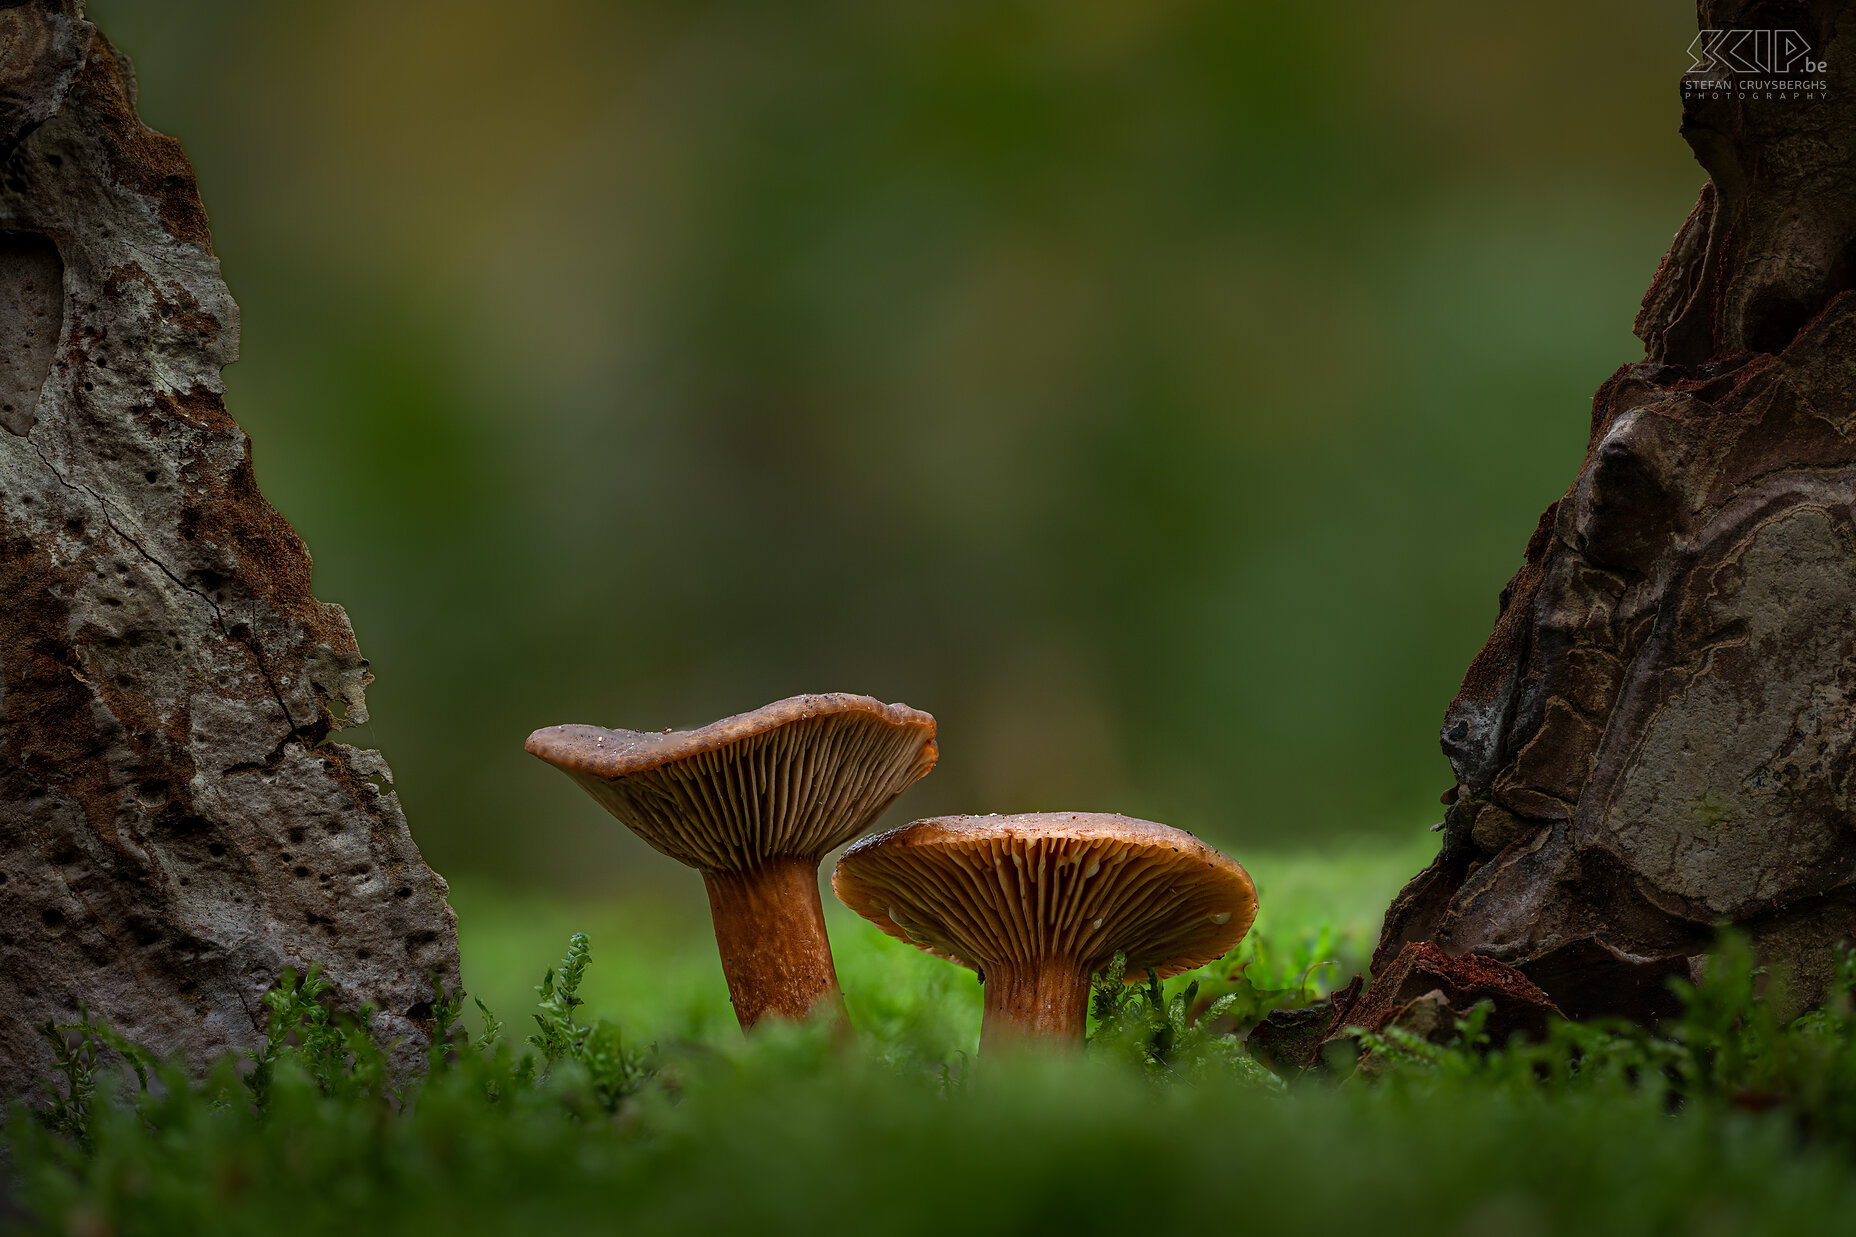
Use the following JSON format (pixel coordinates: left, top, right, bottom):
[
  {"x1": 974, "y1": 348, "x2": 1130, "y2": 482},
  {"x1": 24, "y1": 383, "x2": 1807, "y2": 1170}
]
[{"x1": 87, "y1": 1, "x2": 1702, "y2": 893}]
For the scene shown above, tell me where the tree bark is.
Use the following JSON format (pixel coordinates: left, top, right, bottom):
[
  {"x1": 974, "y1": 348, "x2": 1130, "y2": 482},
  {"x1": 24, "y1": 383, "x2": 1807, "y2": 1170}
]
[
  {"x1": 0, "y1": 4, "x2": 459, "y2": 1091},
  {"x1": 1378, "y1": 1, "x2": 1856, "y2": 1016}
]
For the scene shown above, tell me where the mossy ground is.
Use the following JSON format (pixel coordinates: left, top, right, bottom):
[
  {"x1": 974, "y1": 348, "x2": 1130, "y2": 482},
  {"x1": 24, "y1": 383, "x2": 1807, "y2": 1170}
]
[
  {"x1": 14, "y1": 835, "x2": 1856, "y2": 1237},
  {"x1": 449, "y1": 836, "x2": 1431, "y2": 1057}
]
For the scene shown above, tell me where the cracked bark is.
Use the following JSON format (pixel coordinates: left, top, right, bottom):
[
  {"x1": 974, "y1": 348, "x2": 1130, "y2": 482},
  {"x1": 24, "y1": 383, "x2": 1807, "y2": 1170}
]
[
  {"x1": 1377, "y1": 2, "x2": 1856, "y2": 1016},
  {"x1": 0, "y1": 3, "x2": 459, "y2": 1092}
]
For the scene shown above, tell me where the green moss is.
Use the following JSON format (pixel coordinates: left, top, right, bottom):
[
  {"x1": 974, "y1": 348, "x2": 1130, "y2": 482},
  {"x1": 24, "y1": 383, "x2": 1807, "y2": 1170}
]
[{"x1": 17, "y1": 845, "x2": 1856, "y2": 1237}]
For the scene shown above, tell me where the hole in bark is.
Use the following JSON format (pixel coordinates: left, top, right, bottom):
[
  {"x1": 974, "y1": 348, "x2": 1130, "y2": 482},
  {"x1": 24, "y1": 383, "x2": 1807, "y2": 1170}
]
[
  {"x1": 206, "y1": 842, "x2": 225, "y2": 858},
  {"x1": 287, "y1": 827, "x2": 306, "y2": 844},
  {"x1": 293, "y1": 866, "x2": 310, "y2": 878},
  {"x1": 0, "y1": 231, "x2": 62, "y2": 437},
  {"x1": 394, "y1": 886, "x2": 412, "y2": 900},
  {"x1": 356, "y1": 949, "x2": 371, "y2": 960},
  {"x1": 1745, "y1": 289, "x2": 1811, "y2": 354},
  {"x1": 40, "y1": 908, "x2": 63, "y2": 928}
]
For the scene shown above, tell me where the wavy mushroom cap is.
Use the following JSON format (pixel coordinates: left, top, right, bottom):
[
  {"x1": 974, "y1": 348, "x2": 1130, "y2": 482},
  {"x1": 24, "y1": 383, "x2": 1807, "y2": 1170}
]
[
  {"x1": 526, "y1": 693, "x2": 938, "y2": 872},
  {"x1": 833, "y1": 813, "x2": 1256, "y2": 982}
]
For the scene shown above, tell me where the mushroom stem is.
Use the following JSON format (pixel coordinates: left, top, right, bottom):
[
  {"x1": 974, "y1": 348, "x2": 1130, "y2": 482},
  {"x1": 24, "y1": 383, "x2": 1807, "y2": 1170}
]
[
  {"x1": 978, "y1": 957, "x2": 1095, "y2": 1051},
  {"x1": 702, "y1": 856, "x2": 841, "y2": 1030}
]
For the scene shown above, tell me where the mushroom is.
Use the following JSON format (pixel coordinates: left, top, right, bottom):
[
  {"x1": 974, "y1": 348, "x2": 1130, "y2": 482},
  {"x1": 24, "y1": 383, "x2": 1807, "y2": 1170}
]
[
  {"x1": 832, "y1": 812, "x2": 1255, "y2": 1050},
  {"x1": 526, "y1": 693, "x2": 937, "y2": 1029}
]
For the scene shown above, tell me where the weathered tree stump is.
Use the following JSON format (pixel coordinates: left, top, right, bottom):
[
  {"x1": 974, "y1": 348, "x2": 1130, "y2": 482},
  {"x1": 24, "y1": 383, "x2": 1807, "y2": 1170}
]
[
  {"x1": 0, "y1": 3, "x2": 458, "y2": 1091},
  {"x1": 1378, "y1": 2, "x2": 1856, "y2": 1015}
]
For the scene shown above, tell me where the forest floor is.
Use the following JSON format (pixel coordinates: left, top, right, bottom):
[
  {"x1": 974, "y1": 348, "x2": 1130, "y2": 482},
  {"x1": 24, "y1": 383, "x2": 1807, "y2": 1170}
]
[{"x1": 13, "y1": 833, "x2": 1856, "y2": 1237}]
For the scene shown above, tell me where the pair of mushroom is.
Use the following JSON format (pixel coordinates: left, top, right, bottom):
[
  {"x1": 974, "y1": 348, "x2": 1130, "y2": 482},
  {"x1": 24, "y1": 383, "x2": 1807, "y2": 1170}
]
[{"x1": 526, "y1": 694, "x2": 1256, "y2": 1050}]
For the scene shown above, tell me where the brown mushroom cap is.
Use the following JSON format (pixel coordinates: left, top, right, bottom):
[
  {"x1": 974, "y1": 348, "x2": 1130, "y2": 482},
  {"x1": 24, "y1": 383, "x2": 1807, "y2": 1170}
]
[
  {"x1": 525, "y1": 693, "x2": 937, "y2": 872},
  {"x1": 832, "y1": 812, "x2": 1256, "y2": 982}
]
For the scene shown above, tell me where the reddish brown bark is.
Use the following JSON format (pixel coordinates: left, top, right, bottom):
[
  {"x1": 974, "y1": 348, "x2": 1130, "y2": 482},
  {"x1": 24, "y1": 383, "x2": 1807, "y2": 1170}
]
[{"x1": 1250, "y1": 944, "x2": 1561, "y2": 1074}]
